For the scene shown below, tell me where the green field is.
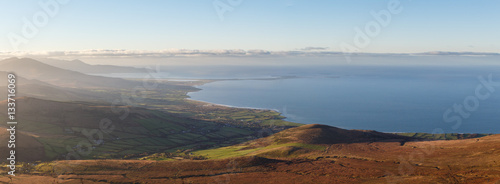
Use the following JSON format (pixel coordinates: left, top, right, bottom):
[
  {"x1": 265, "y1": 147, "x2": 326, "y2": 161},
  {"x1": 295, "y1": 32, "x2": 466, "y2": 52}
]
[
  {"x1": 191, "y1": 142, "x2": 325, "y2": 160},
  {"x1": 0, "y1": 80, "x2": 303, "y2": 161}
]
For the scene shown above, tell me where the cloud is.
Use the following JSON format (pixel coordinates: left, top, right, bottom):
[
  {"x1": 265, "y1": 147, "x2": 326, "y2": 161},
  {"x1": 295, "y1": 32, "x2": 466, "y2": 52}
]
[
  {"x1": 0, "y1": 49, "x2": 498, "y2": 59},
  {"x1": 416, "y1": 51, "x2": 500, "y2": 56},
  {"x1": 299, "y1": 47, "x2": 330, "y2": 51},
  {"x1": 0, "y1": 49, "x2": 344, "y2": 58}
]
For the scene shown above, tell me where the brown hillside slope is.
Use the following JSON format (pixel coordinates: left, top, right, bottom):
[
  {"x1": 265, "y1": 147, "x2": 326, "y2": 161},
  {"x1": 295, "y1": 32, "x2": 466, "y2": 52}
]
[
  {"x1": 210, "y1": 124, "x2": 416, "y2": 159},
  {"x1": 266, "y1": 124, "x2": 412, "y2": 145},
  {"x1": 2, "y1": 124, "x2": 498, "y2": 183},
  {"x1": 0, "y1": 128, "x2": 45, "y2": 162}
]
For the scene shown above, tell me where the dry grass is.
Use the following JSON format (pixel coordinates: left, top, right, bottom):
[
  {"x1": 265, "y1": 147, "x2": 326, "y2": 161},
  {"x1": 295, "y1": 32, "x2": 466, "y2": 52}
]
[{"x1": 5, "y1": 126, "x2": 498, "y2": 183}]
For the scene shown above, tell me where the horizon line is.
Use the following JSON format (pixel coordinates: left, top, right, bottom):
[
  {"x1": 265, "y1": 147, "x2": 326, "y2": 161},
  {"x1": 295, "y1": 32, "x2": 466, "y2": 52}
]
[{"x1": 1, "y1": 49, "x2": 499, "y2": 59}]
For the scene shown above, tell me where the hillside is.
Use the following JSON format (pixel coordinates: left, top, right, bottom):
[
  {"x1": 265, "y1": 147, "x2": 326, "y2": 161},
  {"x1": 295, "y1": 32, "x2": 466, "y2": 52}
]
[
  {"x1": 0, "y1": 97, "x2": 259, "y2": 161},
  {"x1": 0, "y1": 57, "x2": 497, "y2": 183},
  {"x1": 0, "y1": 71, "x2": 47, "y2": 86},
  {"x1": 2, "y1": 124, "x2": 499, "y2": 183},
  {"x1": 0, "y1": 71, "x2": 121, "y2": 102},
  {"x1": 0, "y1": 128, "x2": 45, "y2": 162},
  {"x1": 190, "y1": 124, "x2": 413, "y2": 159},
  {"x1": 37, "y1": 58, "x2": 149, "y2": 74},
  {"x1": 262, "y1": 124, "x2": 411, "y2": 145},
  {"x1": 0, "y1": 58, "x2": 138, "y2": 89}
]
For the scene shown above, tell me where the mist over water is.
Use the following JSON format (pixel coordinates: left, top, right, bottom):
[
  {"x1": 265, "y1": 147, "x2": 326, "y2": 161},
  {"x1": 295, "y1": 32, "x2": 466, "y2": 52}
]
[
  {"x1": 186, "y1": 65, "x2": 500, "y2": 133},
  {"x1": 98, "y1": 64, "x2": 500, "y2": 133}
]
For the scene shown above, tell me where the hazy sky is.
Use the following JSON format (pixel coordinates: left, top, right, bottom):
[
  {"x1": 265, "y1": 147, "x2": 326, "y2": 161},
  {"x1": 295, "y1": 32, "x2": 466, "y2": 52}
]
[{"x1": 1, "y1": 0, "x2": 499, "y2": 53}]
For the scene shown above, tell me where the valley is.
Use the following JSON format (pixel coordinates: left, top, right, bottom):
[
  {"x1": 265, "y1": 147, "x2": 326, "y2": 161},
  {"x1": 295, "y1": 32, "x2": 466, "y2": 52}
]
[{"x1": 0, "y1": 57, "x2": 498, "y2": 183}]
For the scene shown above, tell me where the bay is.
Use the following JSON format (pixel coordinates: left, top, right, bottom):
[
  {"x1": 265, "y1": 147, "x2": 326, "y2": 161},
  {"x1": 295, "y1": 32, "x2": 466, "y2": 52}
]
[{"x1": 188, "y1": 66, "x2": 500, "y2": 133}]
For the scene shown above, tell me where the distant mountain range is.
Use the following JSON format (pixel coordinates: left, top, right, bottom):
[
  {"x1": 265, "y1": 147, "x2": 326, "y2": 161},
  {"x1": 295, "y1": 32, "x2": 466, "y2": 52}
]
[
  {"x1": 1, "y1": 57, "x2": 499, "y2": 183},
  {"x1": 0, "y1": 57, "x2": 261, "y2": 162},
  {"x1": 36, "y1": 58, "x2": 150, "y2": 74},
  {"x1": 0, "y1": 57, "x2": 140, "y2": 89}
]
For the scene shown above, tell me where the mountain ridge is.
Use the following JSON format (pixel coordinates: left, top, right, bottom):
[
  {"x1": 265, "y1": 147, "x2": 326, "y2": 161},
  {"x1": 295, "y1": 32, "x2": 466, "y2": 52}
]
[
  {"x1": 36, "y1": 58, "x2": 150, "y2": 74},
  {"x1": 0, "y1": 57, "x2": 139, "y2": 89}
]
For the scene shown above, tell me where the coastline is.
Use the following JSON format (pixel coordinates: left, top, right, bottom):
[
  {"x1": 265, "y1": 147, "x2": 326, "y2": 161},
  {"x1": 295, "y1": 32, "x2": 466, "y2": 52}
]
[
  {"x1": 174, "y1": 78, "x2": 499, "y2": 134},
  {"x1": 184, "y1": 97, "x2": 282, "y2": 112},
  {"x1": 184, "y1": 78, "x2": 284, "y2": 112},
  {"x1": 181, "y1": 79, "x2": 303, "y2": 127}
]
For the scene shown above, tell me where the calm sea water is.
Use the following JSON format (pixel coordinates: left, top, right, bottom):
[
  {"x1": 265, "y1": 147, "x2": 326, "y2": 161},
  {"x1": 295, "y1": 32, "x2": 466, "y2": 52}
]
[
  {"x1": 98, "y1": 65, "x2": 500, "y2": 133},
  {"x1": 186, "y1": 66, "x2": 500, "y2": 133}
]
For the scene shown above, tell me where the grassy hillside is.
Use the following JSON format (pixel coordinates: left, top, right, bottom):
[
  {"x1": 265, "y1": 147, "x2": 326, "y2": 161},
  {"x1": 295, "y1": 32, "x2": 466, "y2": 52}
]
[
  {"x1": 0, "y1": 97, "x2": 260, "y2": 161},
  {"x1": 190, "y1": 125, "x2": 493, "y2": 160},
  {"x1": 0, "y1": 58, "x2": 302, "y2": 162},
  {"x1": 3, "y1": 126, "x2": 499, "y2": 183},
  {"x1": 0, "y1": 128, "x2": 45, "y2": 162},
  {"x1": 0, "y1": 57, "x2": 498, "y2": 183},
  {"x1": 168, "y1": 124, "x2": 413, "y2": 160}
]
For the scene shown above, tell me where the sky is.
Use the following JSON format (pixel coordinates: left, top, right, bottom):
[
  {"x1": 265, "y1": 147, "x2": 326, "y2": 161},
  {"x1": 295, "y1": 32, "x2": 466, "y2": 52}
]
[{"x1": 0, "y1": 0, "x2": 499, "y2": 54}]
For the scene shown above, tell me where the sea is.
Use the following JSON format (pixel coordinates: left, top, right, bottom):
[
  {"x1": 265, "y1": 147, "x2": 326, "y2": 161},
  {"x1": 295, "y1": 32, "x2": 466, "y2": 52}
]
[{"x1": 98, "y1": 64, "x2": 500, "y2": 133}]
